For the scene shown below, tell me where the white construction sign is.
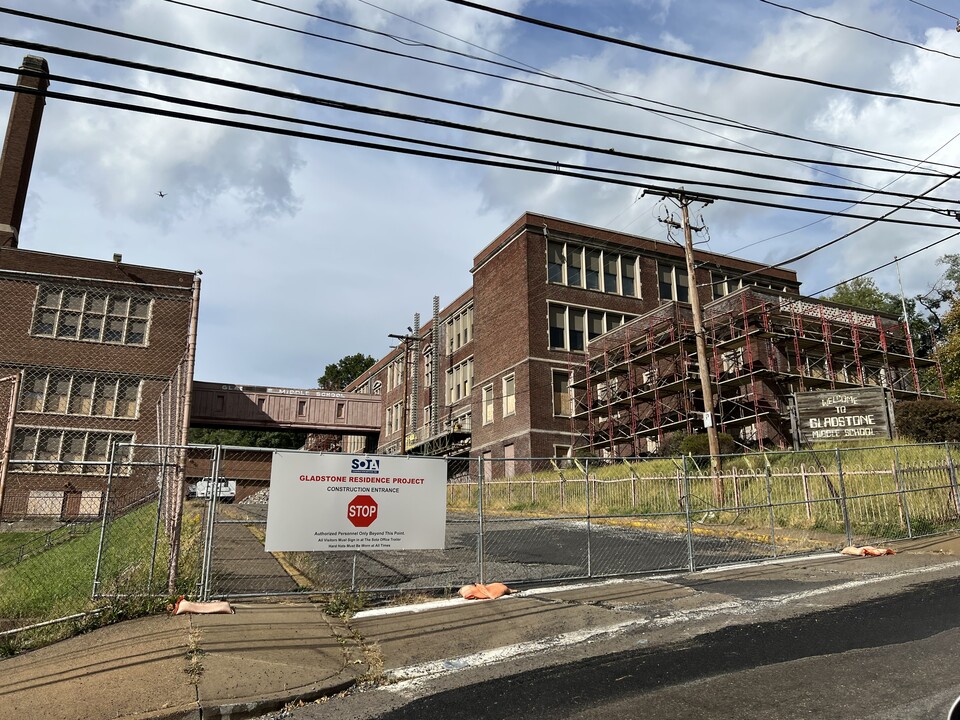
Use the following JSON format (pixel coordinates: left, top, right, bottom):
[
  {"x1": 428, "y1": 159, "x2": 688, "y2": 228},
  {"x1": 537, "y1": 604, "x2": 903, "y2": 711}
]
[{"x1": 264, "y1": 452, "x2": 447, "y2": 551}]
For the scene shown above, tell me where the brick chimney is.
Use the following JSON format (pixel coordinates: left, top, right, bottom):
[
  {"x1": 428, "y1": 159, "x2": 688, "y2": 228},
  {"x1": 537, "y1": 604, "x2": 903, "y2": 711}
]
[{"x1": 0, "y1": 56, "x2": 49, "y2": 249}]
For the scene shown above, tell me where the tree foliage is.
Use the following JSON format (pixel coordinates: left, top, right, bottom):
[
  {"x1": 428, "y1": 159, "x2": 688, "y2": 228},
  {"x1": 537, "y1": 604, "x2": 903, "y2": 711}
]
[
  {"x1": 935, "y1": 303, "x2": 960, "y2": 400},
  {"x1": 823, "y1": 277, "x2": 932, "y2": 355},
  {"x1": 658, "y1": 432, "x2": 737, "y2": 459},
  {"x1": 188, "y1": 428, "x2": 308, "y2": 449},
  {"x1": 318, "y1": 353, "x2": 376, "y2": 390}
]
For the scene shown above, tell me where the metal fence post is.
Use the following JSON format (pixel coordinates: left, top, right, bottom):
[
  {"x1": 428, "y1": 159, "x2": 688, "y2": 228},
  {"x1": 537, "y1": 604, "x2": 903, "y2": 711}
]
[
  {"x1": 682, "y1": 455, "x2": 695, "y2": 572},
  {"x1": 836, "y1": 448, "x2": 853, "y2": 547},
  {"x1": 765, "y1": 464, "x2": 777, "y2": 558},
  {"x1": 477, "y1": 454, "x2": 485, "y2": 584},
  {"x1": 147, "y1": 446, "x2": 167, "y2": 593},
  {"x1": 585, "y1": 457, "x2": 592, "y2": 578},
  {"x1": 893, "y1": 446, "x2": 912, "y2": 539},
  {"x1": 945, "y1": 442, "x2": 960, "y2": 516},
  {"x1": 199, "y1": 445, "x2": 222, "y2": 600},
  {"x1": 92, "y1": 441, "x2": 119, "y2": 599}
]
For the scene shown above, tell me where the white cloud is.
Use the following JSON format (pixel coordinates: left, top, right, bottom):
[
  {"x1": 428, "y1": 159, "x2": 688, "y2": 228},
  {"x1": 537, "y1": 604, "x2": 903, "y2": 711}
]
[{"x1": 3, "y1": 0, "x2": 960, "y2": 387}]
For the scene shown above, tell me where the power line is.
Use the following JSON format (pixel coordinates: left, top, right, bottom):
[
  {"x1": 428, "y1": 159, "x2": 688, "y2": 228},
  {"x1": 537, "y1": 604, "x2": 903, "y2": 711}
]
[
  {"x1": 5, "y1": 53, "x2": 960, "y2": 225},
  {"x1": 735, "y1": 168, "x2": 960, "y2": 281},
  {"x1": 444, "y1": 0, "x2": 960, "y2": 109},
  {"x1": 7, "y1": 35, "x2": 958, "y2": 214},
  {"x1": 728, "y1": 127, "x2": 960, "y2": 254},
  {"x1": 906, "y1": 0, "x2": 960, "y2": 22},
  {"x1": 8, "y1": 3, "x2": 960, "y2": 181},
  {"x1": 6, "y1": 76, "x2": 960, "y2": 234},
  {"x1": 232, "y1": 0, "x2": 960, "y2": 180},
  {"x1": 758, "y1": 0, "x2": 960, "y2": 61},
  {"x1": 811, "y1": 229, "x2": 960, "y2": 297}
]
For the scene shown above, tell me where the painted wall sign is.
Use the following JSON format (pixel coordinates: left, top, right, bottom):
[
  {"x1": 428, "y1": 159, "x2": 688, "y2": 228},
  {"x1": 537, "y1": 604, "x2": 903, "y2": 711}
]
[
  {"x1": 794, "y1": 387, "x2": 891, "y2": 444},
  {"x1": 264, "y1": 451, "x2": 447, "y2": 551}
]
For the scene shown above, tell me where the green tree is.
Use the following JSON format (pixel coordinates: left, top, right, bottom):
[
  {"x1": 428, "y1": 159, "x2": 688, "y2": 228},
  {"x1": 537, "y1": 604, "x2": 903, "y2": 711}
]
[
  {"x1": 824, "y1": 277, "x2": 932, "y2": 356},
  {"x1": 317, "y1": 353, "x2": 376, "y2": 390},
  {"x1": 188, "y1": 428, "x2": 307, "y2": 448},
  {"x1": 916, "y1": 253, "x2": 960, "y2": 342},
  {"x1": 935, "y1": 303, "x2": 960, "y2": 400}
]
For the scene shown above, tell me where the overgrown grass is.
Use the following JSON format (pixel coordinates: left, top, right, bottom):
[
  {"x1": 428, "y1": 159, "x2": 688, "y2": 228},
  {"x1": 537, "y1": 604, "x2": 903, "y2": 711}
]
[
  {"x1": 451, "y1": 442, "x2": 960, "y2": 541},
  {"x1": 0, "y1": 532, "x2": 42, "y2": 558},
  {"x1": 0, "y1": 502, "x2": 203, "y2": 655}
]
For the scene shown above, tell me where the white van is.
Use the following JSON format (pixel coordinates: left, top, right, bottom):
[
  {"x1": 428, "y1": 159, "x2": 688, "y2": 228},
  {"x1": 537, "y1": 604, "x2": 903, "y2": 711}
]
[{"x1": 189, "y1": 477, "x2": 236, "y2": 502}]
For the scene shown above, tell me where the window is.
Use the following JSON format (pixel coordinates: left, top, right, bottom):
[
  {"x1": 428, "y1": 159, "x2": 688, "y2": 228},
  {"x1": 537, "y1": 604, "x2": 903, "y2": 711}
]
[
  {"x1": 547, "y1": 304, "x2": 638, "y2": 351},
  {"x1": 545, "y1": 242, "x2": 639, "y2": 296},
  {"x1": 19, "y1": 370, "x2": 141, "y2": 419},
  {"x1": 446, "y1": 357, "x2": 473, "y2": 403},
  {"x1": 711, "y1": 271, "x2": 743, "y2": 299},
  {"x1": 621, "y1": 255, "x2": 637, "y2": 297},
  {"x1": 482, "y1": 384, "x2": 494, "y2": 424},
  {"x1": 549, "y1": 305, "x2": 566, "y2": 349},
  {"x1": 392, "y1": 402, "x2": 402, "y2": 433},
  {"x1": 604, "y1": 253, "x2": 619, "y2": 294},
  {"x1": 297, "y1": 400, "x2": 306, "y2": 416},
  {"x1": 566, "y1": 246, "x2": 583, "y2": 287},
  {"x1": 504, "y1": 443, "x2": 515, "y2": 478},
  {"x1": 336, "y1": 402, "x2": 346, "y2": 419},
  {"x1": 585, "y1": 249, "x2": 601, "y2": 290},
  {"x1": 658, "y1": 263, "x2": 689, "y2": 302},
  {"x1": 553, "y1": 370, "x2": 570, "y2": 416},
  {"x1": 32, "y1": 286, "x2": 151, "y2": 346},
  {"x1": 481, "y1": 450, "x2": 493, "y2": 481},
  {"x1": 386, "y1": 357, "x2": 404, "y2": 392},
  {"x1": 372, "y1": 380, "x2": 382, "y2": 395},
  {"x1": 446, "y1": 305, "x2": 474, "y2": 354},
  {"x1": 570, "y1": 310, "x2": 585, "y2": 351},
  {"x1": 502, "y1": 375, "x2": 516, "y2": 417},
  {"x1": 587, "y1": 310, "x2": 604, "y2": 341},
  {"x1": 12, "y1": 427, "x2": 134, "y2": 474},
  {"x1": 554, "y1": 444, "x2": 572, "y2": 468},
  {"x1": 547, "y1": 241, "x2": 565, "y2": 284}
]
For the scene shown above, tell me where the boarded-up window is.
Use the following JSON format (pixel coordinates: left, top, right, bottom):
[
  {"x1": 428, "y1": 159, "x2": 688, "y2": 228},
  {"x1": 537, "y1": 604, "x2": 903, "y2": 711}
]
[{"x1": 27, "y1": 490, "x2": 63, "y2": 517}]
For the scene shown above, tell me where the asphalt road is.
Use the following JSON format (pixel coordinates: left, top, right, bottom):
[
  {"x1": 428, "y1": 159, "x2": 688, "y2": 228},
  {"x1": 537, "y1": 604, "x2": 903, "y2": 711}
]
[
  {"x1": 280, "y1": 576, "x2": 960, "y2": 720},
  {"x1": 211, "y1": 504, "x2": 786, "y2": 594}
]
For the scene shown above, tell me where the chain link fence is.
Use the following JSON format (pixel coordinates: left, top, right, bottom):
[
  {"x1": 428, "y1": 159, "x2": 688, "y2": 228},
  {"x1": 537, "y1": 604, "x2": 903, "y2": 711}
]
[
  {"x1": 2, "y1": 439, "x2": 959, "y2": 636},
  {"x1": 189, "y1": 442, "x2": 960, "y2": 600},
  {"x1": 0, "y1": 268, "x2": 196, "y2": 644}
]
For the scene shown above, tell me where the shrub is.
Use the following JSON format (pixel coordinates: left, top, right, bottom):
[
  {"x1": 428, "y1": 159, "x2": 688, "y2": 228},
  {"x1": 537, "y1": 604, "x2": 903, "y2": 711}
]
[
  {"x1": 659, "y1": 432, "x2": 737, "y2": 460},
  {"x1": 895, "y1": 399, "x2": 960, "y2": 442}
]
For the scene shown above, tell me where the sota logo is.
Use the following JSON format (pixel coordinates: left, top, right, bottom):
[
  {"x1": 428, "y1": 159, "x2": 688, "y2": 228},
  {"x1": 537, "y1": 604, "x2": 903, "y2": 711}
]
[
  {"x1": 347, "y1": 495, "x2": 378, "y2": 528},
  {"x1": 351, "y1": 457, "x2": 381, "y2": 474}
]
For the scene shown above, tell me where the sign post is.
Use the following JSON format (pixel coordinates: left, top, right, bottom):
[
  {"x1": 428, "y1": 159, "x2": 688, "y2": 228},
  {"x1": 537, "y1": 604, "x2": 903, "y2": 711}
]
[{"x1": 264, "y1": 452, "x2": 447, "y2": 551}]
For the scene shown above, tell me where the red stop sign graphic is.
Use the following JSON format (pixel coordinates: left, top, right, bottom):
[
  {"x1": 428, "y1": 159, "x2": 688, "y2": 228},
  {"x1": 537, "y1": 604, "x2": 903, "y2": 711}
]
[{"x1": 347, "y1": 495, "x2": 378, "y2": 528}]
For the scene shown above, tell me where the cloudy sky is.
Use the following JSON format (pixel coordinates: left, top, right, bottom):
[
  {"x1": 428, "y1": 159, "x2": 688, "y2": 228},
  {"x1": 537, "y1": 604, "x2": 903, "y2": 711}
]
[{"x1": 2, "y1": 0, "x2": 960, "y2": 387}]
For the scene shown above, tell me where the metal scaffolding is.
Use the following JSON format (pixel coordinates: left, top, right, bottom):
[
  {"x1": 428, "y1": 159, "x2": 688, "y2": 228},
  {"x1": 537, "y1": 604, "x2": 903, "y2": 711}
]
[{"x1": 572, "y1": 286, "x2": 944, "y2": 455}]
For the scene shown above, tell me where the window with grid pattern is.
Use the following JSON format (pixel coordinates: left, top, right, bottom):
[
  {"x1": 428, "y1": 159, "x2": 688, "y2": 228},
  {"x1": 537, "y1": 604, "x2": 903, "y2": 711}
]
[
  {"x1": 12, "y1": 427, "x2": 134, "y2": 474},
  {"x1": 32, "y1": 286, "x2": 151, "y2": 346},
  {"x1": 18, "y1": 370, "x2": 141, "y2": 419}
]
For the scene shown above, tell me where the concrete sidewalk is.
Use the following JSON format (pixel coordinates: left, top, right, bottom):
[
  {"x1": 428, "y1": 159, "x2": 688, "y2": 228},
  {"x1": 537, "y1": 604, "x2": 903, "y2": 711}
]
[{"x1": 3, "y1": 534, "x2": 960, "y2": 720}]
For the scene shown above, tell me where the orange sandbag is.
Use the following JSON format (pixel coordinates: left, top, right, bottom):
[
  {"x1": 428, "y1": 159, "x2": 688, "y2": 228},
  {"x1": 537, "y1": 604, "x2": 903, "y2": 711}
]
[
  {"x1": 458, "y1": 582, "x2": 514, "y2": 600},
  {"x1": 172, "y1": 596, "x2": 235, "y2": 615},
  {"x1": 840, "y1": 545, "x2": 896, "y2": 557}
]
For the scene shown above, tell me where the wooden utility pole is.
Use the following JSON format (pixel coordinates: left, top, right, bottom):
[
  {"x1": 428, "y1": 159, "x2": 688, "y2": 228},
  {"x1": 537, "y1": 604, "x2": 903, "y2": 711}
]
[{"x1": 649, "y1": 189, "x2": 724, "y2": 503}]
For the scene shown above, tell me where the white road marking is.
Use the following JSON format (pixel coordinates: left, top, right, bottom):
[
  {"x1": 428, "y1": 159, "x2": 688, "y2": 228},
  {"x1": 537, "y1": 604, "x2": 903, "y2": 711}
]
[{"x1": 382, "y1": 559, "x2": 960, "y2": 696}]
